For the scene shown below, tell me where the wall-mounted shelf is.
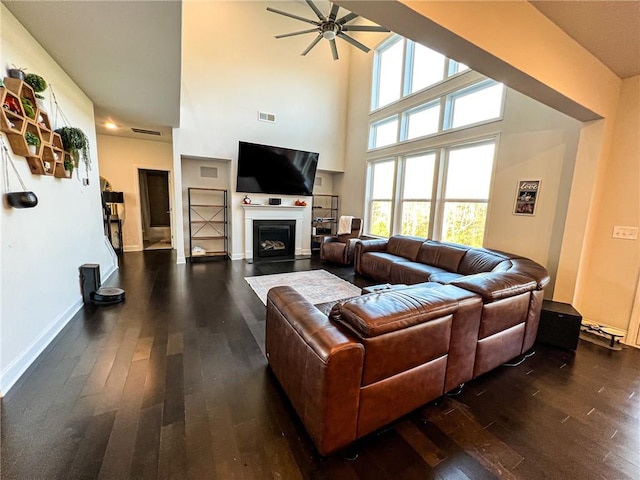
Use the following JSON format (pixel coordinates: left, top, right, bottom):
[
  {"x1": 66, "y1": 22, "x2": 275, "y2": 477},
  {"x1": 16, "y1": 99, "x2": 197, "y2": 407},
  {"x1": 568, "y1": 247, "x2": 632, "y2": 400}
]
[{"x1": 0, "y1": 78, "x2": 72, "y2": 179}]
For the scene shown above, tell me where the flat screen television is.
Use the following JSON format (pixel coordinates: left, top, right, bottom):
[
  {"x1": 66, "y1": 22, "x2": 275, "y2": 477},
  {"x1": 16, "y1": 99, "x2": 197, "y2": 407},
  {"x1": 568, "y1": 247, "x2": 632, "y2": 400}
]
[{"x1": 236, "y1": 141, "x2": 319, "y2": 196}]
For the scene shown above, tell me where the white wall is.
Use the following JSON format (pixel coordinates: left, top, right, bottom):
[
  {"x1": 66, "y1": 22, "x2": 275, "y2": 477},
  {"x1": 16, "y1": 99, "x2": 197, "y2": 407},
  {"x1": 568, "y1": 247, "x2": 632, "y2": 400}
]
[
  {"x1": 96, "y1": 134, "x2": 174, "y2": 251},
  {"x1": 176, "y1": 1, "x2": 351, "y2": 259},
  {"x1": 0, "y1": 5, "x2": 114, "y2": 394}
]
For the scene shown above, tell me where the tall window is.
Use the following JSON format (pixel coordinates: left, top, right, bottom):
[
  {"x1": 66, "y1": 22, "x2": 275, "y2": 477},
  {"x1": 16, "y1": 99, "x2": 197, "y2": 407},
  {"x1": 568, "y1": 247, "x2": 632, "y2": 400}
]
[{"x1": 366, "y1": 35, "x2": 504, "y2": 247}]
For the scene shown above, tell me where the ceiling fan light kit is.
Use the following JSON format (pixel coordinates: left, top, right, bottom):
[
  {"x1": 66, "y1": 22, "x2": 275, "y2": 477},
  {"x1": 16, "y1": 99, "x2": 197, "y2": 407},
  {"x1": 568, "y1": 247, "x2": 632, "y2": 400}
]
[{"x1": 267, "y1": 1, "x2": 390, "y2": 61}]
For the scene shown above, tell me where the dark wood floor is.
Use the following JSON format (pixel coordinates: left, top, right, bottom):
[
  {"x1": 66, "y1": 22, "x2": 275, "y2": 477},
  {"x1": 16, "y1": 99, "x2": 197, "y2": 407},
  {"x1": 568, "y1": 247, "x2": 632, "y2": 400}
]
[{"x1": 2, "y1": 251, "x2": 639, "y2": 480}]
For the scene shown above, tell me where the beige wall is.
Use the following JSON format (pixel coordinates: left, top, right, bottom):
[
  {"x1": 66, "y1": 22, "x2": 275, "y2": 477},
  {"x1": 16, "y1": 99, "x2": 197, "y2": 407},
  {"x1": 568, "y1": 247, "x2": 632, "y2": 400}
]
[
  {"x1": 96, "y1": 135, "x2": 174, "y2": 251},
  {"x1": 176, "y1": 1, "x2": 351, "y2": 260},
  {"x1": 575, "y1": 76, "x2": 640, "y2": 330}
]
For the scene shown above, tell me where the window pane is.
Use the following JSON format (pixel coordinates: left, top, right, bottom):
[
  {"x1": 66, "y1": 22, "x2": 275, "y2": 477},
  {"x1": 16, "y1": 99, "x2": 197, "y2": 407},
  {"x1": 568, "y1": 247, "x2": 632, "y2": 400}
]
[
  {"x1": 448, "y1": 60, "x2": 469, "y2": 76},
  {"x1": 401, "y1": 201, "x2": 430, "y2": 237},
  {"x1": 445, "y1": 143, "x2": 495, "y2": 199},
  {"x1": 442, "y1": 202, "x2": 487, "y2": 247},
  {"x1": 371, "y1": 201, "x2": 392, "y2": 237},
  {"x1": 375, "y1": 39, "x2": 404, "y2": 108},
  {"x1": 410, "y1": 43, "x2": 445, "y2": 93},
  {"x1": 372, "y1": 161, "x2": 395, "y2": 198},
  {"x1": 371, "y1": 117, "x2": 398, "y2": 148},
  {"x1": 406, "y1": 104, "x2": 440, "y2": 140},
  {"x1": 403, "y1": 153, "x2": 435, "y2": 198},
  {"x1": 450, "y1": 83, "x2": 504, "y2": 129}
]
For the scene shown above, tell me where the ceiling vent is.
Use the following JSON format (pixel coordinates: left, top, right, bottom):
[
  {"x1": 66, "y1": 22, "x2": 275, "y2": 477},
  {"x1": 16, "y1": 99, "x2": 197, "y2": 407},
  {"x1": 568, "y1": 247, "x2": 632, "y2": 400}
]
[
  {"x1": 131, "y1": 127, "x2": 162, "y2": 136},
  {"x1": 258, "y1": 111, "x2": 276, "y2": 123}
]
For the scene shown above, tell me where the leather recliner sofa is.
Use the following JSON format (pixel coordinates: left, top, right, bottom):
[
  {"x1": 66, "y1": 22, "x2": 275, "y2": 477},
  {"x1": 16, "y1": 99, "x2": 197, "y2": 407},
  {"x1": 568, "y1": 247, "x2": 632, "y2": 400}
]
[{"x1": 265, "y1": 236, "x2": 549, "y2": 455}]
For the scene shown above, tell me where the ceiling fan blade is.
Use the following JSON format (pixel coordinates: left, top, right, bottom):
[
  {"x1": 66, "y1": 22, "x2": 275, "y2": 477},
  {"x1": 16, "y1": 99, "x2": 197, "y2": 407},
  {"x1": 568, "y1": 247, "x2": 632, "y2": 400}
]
[
  {"x1": 337, "y1": 32, "x2": 370, "y2": 53},
  {"x1": 305, "y1": 0, "x2": 325, "y2": 21},
  {"x1": 329, "y1": 38, "x2": 339, "y2": 61},
  {"x1": 266, "y1": 7, "x2": 319, "y2": 26},
  {"x1": 328, "y1": 3, "x2": 340, "y2": 22},
  {"x1": 342, "y1": 25, "x2": 390, "y2": 33},
  {"x1": 275, "y1": 28, "x2": 319, "y2": 39},
  {"x1": 337, "y1": 12, "x2": 358, "y2": 25},
  {"x1": 301, "y1": 34, "x2": 323, "y2": 56}
]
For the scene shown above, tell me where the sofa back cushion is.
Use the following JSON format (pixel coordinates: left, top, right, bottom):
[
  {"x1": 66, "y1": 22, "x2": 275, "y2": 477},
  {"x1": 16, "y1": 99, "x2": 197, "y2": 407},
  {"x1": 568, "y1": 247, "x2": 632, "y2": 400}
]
[
  {"x1": 386, "y1": 235, "x2": 424, "y2": 261},
  {"x1": 457, "y1": 248, "x2": 510, "y2": 275},
  {"x1": 417, "y1": 241, "x2": 468, "y2": 272}
]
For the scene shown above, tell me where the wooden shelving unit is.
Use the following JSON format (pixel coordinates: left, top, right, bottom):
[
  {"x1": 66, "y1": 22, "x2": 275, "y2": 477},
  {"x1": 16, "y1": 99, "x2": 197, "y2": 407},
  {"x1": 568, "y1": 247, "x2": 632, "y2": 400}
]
[
  {"x1": 311, "y1": 194, "x2": 339, "y2": 251},
  {"x1": 0, "y1": 78, "x2": 72, "y2": 179},
  {"x1": 188, "y1": 187, "x2": 228, "y2": 261}
]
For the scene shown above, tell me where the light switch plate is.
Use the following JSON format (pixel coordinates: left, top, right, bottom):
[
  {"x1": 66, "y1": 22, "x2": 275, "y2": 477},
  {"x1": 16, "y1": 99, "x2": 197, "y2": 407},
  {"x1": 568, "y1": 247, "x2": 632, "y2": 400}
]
[{"x1": 612, "y1": 226, "x2": 638, "y2": 240}]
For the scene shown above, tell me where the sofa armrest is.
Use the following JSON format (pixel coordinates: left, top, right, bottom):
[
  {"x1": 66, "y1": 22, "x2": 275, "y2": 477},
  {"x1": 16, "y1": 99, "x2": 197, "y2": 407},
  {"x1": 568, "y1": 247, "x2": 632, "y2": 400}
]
[
  {"x1": 354, "y1": 238, "x2": 389, "y2": 275},
  {"x1": 449, "y1": 272, "x2": 537, "y2": 302},
  {"x1": 266, "y1": 286, "x2": 364, "y2": 455}
]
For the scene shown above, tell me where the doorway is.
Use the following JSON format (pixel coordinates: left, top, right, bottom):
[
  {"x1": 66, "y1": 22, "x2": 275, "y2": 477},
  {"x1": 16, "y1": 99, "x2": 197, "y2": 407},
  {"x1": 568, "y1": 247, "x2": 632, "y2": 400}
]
[{"x1": 139, "y1": 169, "x2": 172, "y2": 250}]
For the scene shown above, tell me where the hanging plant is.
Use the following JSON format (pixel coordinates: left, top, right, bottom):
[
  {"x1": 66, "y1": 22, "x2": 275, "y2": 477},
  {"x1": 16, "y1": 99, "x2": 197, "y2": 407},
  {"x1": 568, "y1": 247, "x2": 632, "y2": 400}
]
[
  {"x1": 55, "y1": 126, "x2": 91, "y2": 171},
  {"x1": 63, "y1": 157, "x2": 74, "y2": 172},
  {"x1": 24, "y1": 73, "x2": 48, "y2": 99}
]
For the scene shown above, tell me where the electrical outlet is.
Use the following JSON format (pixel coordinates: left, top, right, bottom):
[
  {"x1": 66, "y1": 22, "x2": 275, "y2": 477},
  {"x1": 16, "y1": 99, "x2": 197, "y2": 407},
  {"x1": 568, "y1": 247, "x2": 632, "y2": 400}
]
[{"x1": 612, "y1": 226, "x2": 638, "y2": 240}]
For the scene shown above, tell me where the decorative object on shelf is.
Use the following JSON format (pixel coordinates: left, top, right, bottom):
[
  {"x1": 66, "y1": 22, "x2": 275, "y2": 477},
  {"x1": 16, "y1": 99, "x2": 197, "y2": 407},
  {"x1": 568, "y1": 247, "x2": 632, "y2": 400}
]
[
  {"x1": 1, "y1": 137, "x2": 38, "y2": 209},
  {"x1": 7, "y1": 66, "x2": 26, "y2": 80},
  {"x1": 24, "y1": 73, "x2": 47, "y2": 109},
  {"x1": 63, "y1": 156, "x2": 74, "y2": 177},
  {"x1": 267, "y1": 1, "x2": 389, "y2": 61},
  {"x1": 24, "y1": 131, "x2": 40, "y2": 155},
  {"x1": 20, "y1": 97, "x2": 35, "y2": 119},
  {"x1": 294, "y1": 199, "x2": 307, "y2": 206},
  {"x1": 242, "y1": 194, "x2": 252, "y2": 205}
]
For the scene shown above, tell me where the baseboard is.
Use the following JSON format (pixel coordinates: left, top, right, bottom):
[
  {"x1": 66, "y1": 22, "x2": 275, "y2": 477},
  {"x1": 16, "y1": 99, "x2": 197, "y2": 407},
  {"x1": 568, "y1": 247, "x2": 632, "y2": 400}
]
[
  {"x1": 0, "y1": 263, "x2": 119, "y2": 397},
  {"x1": 0, "y1": 296, "x2": 83, "y2": 397}
]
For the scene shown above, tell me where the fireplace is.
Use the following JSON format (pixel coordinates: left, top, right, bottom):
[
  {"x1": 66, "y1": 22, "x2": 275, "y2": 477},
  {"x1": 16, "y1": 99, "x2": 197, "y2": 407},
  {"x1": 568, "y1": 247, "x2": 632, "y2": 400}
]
[{"x1": 253, "y1": 220, "x2": 296, "y2": 261}]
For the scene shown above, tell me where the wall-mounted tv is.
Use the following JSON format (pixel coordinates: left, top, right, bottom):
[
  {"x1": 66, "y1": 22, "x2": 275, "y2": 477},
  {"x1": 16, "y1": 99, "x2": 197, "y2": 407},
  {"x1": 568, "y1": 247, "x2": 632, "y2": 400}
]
[{"x1": 236, "y1": 141, "x2": 319, "y2": 196}]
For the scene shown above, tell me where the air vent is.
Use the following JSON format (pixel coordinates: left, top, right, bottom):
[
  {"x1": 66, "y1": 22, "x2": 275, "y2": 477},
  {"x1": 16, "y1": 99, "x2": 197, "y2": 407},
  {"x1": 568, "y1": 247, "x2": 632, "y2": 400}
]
[
  {"x1": 200, "y1": 166, "x2": 218, "y2": 178},
  {"x1": 316, "y1": 177, "x2": 322, "y2": 187},
  {"x1": 258, "y1": 111, "x2": 276, "y2": 123},
  {"x1": 131, "y1": 127, "x2": 162, "y2": 136}
]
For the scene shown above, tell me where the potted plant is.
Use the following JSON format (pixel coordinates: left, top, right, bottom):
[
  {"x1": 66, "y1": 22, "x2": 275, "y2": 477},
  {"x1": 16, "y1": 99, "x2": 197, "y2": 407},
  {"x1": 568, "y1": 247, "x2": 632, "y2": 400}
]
[
  {"x1": 21, "y1": 97, "x2": 35, "y2": 119},
  {"x1": 55, "y1": 126, "x2": 90, "y2": 171},
  {"x1": 24, "y1": 131, "x2": 40, "y2": 155},
  {"x1": 63, "y1": 157, "x2": 74, "y2": 177},
  {"x1": 24, "y1": 73, "x2": 47, "y2": 108},
  {"x1": 7, "y1": 65, "x2": 26, "y2": 80}
]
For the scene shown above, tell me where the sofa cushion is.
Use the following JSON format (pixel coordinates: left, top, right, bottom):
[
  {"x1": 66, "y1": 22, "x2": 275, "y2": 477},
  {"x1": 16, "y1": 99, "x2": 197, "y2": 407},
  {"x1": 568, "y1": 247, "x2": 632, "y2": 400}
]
[
  {"x1": 389, "y1": 262, "x2": 446, "y2": 284},
  {"x1": 457, "y1": 248, "x2": 510, "y2": 275},
  {"x1": 429, "y1": 271, "x2": 464, "y2": 284},
  {"x1": 386, "y1": 235, "x2": 425, "y2": 261},
  {"x1": 449, "y1": 272, "x2": 537, "y2": 302},
  {"x1": 417, "y1": 241, "x2": 468, "y2": 272},
  {"x1": 358, "y1": 252, "x2": 411, "y2": 282},
  {"x1": 330, "y1": 285, "x2": 459, "y2": 338}
]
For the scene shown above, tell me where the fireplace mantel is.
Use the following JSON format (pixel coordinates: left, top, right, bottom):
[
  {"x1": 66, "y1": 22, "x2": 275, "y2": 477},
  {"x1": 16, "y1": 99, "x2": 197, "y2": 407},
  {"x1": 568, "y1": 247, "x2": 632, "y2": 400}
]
[{"x1": 242, "y1": 204, "x2": 308, "y2": 259}]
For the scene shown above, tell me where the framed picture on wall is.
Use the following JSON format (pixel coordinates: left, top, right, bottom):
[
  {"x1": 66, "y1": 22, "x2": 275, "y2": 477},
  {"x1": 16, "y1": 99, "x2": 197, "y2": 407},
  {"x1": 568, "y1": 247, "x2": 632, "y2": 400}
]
[{"x1": 514, "y1": 180, "x2": 540, "y2": 216}]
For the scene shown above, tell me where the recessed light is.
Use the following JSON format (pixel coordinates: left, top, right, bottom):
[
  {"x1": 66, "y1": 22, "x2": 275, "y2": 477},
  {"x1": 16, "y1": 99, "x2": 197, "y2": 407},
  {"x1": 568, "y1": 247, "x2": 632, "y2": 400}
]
[{"x1": 105, "y1": 122, "x2": 118, "y2": 130}]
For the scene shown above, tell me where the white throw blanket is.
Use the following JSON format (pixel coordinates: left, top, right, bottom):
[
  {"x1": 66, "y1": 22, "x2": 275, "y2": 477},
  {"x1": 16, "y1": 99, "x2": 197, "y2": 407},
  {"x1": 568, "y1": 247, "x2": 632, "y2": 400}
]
[{"x1": 338, "y1": 215, "x2": 354, "y2": 235}]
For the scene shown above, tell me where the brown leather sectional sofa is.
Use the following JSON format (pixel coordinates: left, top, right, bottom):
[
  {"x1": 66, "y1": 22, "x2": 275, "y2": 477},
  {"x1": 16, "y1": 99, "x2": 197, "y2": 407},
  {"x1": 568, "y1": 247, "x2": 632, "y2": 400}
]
[{"x1": 265, "y1": 235, "x2": 549, "y2": 455}]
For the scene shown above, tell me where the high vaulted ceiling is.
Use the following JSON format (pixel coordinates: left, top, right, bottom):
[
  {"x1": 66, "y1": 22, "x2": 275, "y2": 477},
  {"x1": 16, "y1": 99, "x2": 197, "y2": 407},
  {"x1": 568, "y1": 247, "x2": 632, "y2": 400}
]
[{"x1": 3, "y1": 1, "x2": 639, "y2": 143}]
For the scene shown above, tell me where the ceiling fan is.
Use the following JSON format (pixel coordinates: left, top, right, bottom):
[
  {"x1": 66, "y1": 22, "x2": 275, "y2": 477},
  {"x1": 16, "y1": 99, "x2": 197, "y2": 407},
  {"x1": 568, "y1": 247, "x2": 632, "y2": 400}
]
[{"x1": 267, "y1": 1, "x2": 390, "y2": 61}]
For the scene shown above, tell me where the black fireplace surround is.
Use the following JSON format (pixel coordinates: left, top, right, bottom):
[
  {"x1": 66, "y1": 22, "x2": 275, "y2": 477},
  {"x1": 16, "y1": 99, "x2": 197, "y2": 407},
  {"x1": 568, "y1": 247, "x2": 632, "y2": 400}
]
[{"x1": 253, "y1": 220, "x2": 296, "y2": 261}]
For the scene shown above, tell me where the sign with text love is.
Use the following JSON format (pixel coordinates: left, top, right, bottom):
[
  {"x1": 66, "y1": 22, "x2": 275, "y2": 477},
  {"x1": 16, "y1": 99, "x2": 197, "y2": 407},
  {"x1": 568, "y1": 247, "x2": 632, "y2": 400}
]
[{"x1": 514, "y1": 180, "x2": 540, "y2": 216}]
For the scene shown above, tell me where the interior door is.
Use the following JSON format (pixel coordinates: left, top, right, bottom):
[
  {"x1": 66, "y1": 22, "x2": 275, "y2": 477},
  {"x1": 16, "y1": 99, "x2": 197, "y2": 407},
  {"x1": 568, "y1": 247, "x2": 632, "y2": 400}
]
[{"x1": 139, "y1": 169, "x2": 171, "y2": 249}]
